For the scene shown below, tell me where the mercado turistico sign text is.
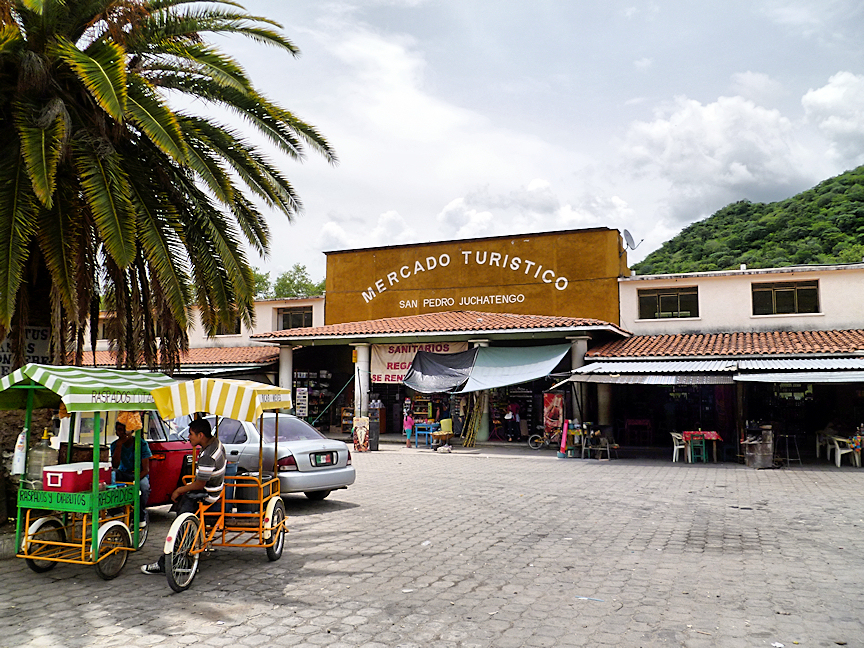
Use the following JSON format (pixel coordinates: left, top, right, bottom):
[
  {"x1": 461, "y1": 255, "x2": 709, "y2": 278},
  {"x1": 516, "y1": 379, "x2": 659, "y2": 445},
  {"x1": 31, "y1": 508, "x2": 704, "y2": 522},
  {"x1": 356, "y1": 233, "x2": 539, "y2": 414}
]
[{"x1": 324, "y1": 229, "x2": 627, "y2": 324}]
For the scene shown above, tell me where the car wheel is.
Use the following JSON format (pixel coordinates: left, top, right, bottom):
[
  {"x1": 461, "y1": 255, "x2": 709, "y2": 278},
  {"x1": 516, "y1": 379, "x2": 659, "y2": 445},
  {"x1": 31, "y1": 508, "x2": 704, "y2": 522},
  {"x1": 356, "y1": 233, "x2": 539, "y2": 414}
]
[{"x1": 304, "y1": 490, "x2": 331, "y2": 501}]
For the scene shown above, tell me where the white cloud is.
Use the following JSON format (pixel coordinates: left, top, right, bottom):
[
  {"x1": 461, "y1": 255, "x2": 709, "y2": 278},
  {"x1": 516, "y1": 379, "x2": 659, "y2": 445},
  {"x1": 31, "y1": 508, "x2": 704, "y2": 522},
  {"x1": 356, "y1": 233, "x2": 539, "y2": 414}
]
[
  {"x1": 730, "y1": 71, "x2": 785, "y2": 106},
  {"x1": 620, "y1": 94, "x2": 814, "y2": 221},
  {"x1": 634, "y1": 57, "x2": 653, "y2": 70},
  {"x1": 802, "y1": 71, "x2": 864, "y2": 165}
]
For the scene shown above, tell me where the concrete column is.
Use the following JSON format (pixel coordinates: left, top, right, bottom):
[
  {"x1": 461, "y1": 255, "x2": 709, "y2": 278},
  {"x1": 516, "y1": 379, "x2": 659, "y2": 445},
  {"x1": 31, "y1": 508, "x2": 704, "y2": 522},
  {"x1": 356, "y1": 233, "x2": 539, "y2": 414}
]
[
  {"x1": 597, "y1": 384, "x2": 612, "y2": 426},
  {"x1": 353, "y1": 343, "x2": 371, "y2": 418},
  {"x1": 278, "y1": 345, "x2": 293, "y2": 402},
  {"x1": 469, "y1": 339, "x2": 490, "y2": 442},
  {"x1": 566, "y1": 336, "x2": 590, "y2": 421}
]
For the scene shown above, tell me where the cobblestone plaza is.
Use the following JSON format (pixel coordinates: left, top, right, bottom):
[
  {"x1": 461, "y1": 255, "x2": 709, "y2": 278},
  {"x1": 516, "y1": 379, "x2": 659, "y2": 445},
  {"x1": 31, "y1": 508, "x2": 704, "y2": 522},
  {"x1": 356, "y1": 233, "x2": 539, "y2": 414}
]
[{"x1": 2, "y1": 447, "x2": 862, "y2": 648}]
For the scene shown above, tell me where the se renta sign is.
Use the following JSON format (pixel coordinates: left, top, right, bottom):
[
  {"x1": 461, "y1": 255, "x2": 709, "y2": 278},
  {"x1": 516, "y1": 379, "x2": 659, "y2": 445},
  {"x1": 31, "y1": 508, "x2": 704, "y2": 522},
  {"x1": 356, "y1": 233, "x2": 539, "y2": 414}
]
[{"x1": 371, "y1": 342, "x2": 470, "y2": 384}]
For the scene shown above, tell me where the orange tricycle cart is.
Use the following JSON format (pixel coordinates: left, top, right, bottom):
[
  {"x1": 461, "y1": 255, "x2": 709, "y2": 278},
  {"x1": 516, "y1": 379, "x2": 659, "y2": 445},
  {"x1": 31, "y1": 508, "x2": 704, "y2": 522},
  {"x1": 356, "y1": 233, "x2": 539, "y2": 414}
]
[
  {"x1": 4, "y1": 364, "x2": 176, "y2": 579},
  {"x1": 150, "y1": 378, "x2": 292, "y2": 592}
]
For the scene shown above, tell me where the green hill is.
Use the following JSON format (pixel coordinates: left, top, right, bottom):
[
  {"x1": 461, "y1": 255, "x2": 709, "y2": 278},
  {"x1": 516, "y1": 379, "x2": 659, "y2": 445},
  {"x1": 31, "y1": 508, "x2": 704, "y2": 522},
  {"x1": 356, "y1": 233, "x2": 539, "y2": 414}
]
[{"x1": 631, "y1": 166, "x2": 864, "y2": 274}]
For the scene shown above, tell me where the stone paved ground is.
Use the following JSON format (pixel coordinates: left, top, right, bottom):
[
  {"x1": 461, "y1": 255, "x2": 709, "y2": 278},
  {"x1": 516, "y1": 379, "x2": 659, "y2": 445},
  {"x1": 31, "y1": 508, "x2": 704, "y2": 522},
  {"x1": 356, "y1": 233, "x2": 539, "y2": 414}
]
[{"x1": 1, "y1": 446, "x2": 863, "y2": 648}]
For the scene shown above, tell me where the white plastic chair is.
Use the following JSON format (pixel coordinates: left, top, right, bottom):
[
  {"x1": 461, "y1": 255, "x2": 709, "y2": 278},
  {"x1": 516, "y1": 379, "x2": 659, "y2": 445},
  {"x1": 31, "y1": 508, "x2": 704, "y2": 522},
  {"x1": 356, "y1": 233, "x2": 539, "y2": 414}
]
[
  {"x1": 830, "y1": 436, "x2": 860, "y2": 467},
  {"x1": 670, "y1": 432, "x2": 686, "y2": 463}
]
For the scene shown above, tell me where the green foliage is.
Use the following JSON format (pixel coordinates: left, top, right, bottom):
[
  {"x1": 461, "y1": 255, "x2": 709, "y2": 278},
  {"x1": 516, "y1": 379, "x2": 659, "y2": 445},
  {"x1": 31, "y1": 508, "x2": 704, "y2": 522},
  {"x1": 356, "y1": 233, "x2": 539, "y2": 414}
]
[
  {"x1": 252, "y1": 267, "x2": 273, "y2": 300},
  {"x1": 273, "y1": 264, "x2": 325, "y2": 298},
  {"x1": 0, "y1": 0, "x2": 335, "y2": 370},
  {"x1": 633, "y1": 166, "x2": 864, "y2": 275}
]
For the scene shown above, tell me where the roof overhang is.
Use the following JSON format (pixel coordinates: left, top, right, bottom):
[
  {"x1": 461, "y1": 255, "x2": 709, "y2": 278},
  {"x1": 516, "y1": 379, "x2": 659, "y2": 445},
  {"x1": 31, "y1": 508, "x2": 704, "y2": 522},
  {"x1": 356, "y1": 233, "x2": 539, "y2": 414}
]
[{"x1": 255, "y1": 324, "x2": 624, "y2": 347}]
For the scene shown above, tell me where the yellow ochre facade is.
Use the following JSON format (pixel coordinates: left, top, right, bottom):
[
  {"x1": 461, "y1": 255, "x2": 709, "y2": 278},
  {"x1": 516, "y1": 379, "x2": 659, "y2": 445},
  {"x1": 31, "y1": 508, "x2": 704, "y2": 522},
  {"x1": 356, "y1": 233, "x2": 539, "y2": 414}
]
[{"x1": 324, "y1": 228, "x2": 630, "y2": 325}]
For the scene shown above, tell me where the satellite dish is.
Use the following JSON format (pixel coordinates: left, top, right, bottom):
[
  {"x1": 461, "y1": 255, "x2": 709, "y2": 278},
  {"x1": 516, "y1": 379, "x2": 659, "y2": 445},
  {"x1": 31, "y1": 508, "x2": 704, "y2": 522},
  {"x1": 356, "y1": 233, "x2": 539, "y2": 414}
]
[{"x1": 623, "y1": 229, "x2": 643, "y2": 250}]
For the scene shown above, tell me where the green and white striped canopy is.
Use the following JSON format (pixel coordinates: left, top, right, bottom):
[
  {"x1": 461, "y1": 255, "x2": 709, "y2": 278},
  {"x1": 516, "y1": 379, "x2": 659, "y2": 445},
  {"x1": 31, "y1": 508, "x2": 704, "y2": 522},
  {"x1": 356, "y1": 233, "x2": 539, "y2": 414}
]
[{"x1": 0, "y1": 364, "x2": 177, "y2": 412}]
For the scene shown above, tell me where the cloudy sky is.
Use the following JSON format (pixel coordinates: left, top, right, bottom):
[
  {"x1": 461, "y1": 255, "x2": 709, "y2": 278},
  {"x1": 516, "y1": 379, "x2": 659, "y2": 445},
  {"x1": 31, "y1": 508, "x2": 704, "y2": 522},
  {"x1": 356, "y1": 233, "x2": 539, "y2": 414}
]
[{"x1": 217, "y1": 1, "x2": 864, "y2": 280}]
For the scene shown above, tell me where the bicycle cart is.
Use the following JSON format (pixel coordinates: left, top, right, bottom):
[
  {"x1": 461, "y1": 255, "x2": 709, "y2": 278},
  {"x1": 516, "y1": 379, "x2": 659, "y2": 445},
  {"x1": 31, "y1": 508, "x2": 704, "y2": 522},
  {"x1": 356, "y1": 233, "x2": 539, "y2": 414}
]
[
  {"x1": 150, "y1": 378, "x2": 292, "y2": 592},
  {"x1": 2, "y1": 364, "x2": 176, "y2": 579}
]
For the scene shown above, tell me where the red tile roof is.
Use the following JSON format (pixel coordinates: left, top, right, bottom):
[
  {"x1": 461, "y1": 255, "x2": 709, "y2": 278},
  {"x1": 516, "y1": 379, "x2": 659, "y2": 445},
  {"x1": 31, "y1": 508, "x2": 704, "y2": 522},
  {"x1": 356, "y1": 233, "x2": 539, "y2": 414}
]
[
  {"x1": 587, "y1": 329, "x2": 864, "y2": 358},
  {"x1": 252, "y1": 310, "x2": 628, "y2": 339},
  {"x1": 82, "y1": 346, "x2": 279, "y2": 367}
]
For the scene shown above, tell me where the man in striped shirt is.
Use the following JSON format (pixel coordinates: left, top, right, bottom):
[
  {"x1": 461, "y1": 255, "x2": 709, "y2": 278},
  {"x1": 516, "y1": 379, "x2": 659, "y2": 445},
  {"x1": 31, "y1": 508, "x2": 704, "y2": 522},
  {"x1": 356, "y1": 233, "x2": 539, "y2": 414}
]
[{"x1": 141, "y1": 418, "x2": 226, "y2": 575}]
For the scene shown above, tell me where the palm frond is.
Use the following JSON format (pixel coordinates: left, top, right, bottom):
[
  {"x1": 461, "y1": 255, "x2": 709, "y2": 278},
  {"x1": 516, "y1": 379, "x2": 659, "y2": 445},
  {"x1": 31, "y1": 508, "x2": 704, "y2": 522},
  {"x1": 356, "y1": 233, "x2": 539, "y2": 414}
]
[
  {"x1": 13, "y1": 99, "x2": 66, "y2": 207},
  {"x1": 52, "y1": 36, "x2": 127, "y2": 121},
  {"x1": 35, "y1": 191, "x2": 81, "y2": 321},
  {"x1": 126, "y1": 78, "x2": 187, "y2": 162},
  {"x1": 72, "y1": 138, "x2": 137, "y2": 266},
  {"x1": 0, "y1": 148, "x2": 38, "y2": 329}
]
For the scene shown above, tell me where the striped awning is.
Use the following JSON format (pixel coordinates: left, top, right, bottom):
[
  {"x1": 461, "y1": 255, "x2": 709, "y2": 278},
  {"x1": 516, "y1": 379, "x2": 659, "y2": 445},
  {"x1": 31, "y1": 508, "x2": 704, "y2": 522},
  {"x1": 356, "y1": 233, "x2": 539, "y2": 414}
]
[
  {"x1": 0, "y1": 363, "x2": 176, "y2": 412},
  {"x1": 151, "y1": 378, "x2": 292, "y2": 422}
]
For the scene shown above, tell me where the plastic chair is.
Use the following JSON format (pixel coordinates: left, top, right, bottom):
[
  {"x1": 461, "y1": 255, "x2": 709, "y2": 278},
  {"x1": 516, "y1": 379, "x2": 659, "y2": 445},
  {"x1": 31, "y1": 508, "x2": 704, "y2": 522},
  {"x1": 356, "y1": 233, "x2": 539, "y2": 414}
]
[
  {"x1": 830, "y1": 436, "x2": 860, "y2": 467},
  {"x1": 670, "y1": 432, "x2": 686, "y2": 462},
  {"x1": 689, "y1": 433, "x2": 707, "y2": 463}
]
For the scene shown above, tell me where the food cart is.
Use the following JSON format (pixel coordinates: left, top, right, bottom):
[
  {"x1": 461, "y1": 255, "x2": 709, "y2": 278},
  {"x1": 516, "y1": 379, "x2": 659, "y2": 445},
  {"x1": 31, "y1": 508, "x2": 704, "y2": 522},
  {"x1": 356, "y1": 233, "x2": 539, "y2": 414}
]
[
  {"x1": 3, "y1": 364, "x2": 176, "y2": 579},
  {"x1": 149, "y1": 378, "x2": 292, "y2": 592}
]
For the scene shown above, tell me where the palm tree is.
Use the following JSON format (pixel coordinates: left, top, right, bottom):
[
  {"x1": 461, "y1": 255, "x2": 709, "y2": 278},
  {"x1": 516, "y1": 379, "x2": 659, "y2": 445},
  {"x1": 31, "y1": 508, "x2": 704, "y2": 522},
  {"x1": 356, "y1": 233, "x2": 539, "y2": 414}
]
[{"x1": 0, "y1": 0, "x2": 335, "y2": 370}]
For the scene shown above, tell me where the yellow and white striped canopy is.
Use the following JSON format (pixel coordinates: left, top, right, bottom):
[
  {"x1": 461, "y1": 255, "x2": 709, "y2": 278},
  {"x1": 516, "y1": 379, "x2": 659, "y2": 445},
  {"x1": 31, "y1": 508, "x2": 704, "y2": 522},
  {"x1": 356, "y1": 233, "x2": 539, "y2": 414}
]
[{"x1": 151, "y1": 378, "x2": 292, "y2": 422}]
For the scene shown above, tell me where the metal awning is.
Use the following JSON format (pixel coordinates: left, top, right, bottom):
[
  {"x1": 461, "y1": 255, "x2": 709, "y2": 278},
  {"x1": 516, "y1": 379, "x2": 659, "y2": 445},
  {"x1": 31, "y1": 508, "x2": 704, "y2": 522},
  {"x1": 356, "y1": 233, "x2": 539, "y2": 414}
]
[
  {"x1": 568, "y1": 374, "x2": 734, "y2": 385},
  {"x1": 576, "y1": 360, "x2": 739, "y2": 374},
  {"x1": 735, "y1": 371, "x2": 864, "y2": 383}
]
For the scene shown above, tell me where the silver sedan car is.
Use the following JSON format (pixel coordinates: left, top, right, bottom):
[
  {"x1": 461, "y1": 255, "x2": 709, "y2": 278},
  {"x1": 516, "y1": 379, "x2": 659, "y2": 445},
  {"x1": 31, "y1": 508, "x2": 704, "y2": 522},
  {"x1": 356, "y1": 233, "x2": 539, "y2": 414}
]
[{"x1": 180, "y1": 413, "x2": 355, "y2": 500}]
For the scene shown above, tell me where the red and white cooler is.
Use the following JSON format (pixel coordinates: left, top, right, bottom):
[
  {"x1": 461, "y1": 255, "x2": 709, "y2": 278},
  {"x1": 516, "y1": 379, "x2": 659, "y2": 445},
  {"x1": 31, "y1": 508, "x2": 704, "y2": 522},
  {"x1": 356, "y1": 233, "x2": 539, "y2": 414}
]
[{"x1": 43, "y1": 462, "x2": 112, "y2": 492}]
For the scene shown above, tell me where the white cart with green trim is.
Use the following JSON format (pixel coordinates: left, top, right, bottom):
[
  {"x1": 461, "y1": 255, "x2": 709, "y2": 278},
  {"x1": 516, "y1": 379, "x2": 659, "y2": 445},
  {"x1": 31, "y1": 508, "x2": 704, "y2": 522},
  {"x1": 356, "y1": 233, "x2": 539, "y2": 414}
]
[{"x1": 1, "y1": 364, "x2": 176, "y2": 579}]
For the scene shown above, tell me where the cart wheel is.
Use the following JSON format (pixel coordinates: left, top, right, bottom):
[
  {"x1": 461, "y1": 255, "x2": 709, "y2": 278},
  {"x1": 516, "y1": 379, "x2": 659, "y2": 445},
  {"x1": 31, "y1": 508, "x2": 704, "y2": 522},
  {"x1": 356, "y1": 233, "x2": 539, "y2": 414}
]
[
  {"x1": 166, "y1": 515, "x2": 202, "y2": 593},
  {"x1": 304, "y1": 490, "x2": 330, "y2": 501},
  {"x1": 95, "y1": 525, "x2": 130, "y2": 580},
  {"x1": 137, "y1": 510, "x2": 150, "y2": 549},
  {"x1": 266, "y1": 499, "x2": 286, "y2": 562},
  {"x1": 25, "y1": 519, "x2": 65, "y2": 574},
  {"x1": 527, "y1": 434, "x2": 544, "y2": 450}
]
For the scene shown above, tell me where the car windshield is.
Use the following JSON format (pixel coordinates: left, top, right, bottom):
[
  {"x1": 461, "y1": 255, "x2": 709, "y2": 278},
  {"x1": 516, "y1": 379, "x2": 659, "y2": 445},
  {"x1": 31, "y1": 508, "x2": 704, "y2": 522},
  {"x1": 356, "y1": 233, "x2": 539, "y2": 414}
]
[{"x1": 260, "y1": 416, "x2": 325, "y2": 443}]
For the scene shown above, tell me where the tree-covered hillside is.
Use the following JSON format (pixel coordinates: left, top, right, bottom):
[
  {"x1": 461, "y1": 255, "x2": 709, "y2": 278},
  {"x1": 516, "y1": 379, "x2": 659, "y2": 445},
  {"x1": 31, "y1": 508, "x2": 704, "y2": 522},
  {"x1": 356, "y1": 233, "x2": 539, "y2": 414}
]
[{"x1": 632, "y1": 166, "x2": 864, "y2": 274}]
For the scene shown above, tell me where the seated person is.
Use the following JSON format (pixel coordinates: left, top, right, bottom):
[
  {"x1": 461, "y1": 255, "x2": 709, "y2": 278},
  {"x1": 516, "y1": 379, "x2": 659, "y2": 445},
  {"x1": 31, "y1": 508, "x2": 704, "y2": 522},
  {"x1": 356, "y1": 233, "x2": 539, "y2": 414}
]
[
  {"x1": 110, "y1": 420, "x2": 151, "y2": 521},
  {"x1": 141, "y1": 418, "x2": 226, "y2": 575}
]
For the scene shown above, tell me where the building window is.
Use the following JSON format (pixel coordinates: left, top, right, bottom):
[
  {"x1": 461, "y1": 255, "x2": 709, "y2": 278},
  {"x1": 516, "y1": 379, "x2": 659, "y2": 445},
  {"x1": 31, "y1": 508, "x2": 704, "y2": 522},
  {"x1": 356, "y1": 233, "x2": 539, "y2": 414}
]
[
  {"x1": 752, "y1": 280, "x2": 819, "y2": 315},
  {"x1": 215, "y1": 317, "x2": 242, "y2": 336},
  {"x1": 637, "y1": 287, "x2": 699, "y2": 319},
  {"x1": 278, "y1": 306, "x2": 313, "y2": 330}
]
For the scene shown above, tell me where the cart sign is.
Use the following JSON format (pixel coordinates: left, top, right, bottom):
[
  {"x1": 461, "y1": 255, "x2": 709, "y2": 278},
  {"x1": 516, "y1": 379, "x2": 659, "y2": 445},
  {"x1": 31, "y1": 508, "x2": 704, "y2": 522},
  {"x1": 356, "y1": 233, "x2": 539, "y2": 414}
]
[{"x1": 371, "y1": 342, "x2": 470, "y2": 384}]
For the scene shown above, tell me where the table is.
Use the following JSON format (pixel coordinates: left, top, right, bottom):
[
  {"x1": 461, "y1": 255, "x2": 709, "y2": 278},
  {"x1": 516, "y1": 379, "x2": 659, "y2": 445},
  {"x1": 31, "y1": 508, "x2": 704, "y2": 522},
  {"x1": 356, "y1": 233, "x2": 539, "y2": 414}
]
[
  {"x1": 413, "y1": 423, "x2": 439, "y2": 448},
  {"x1": 682, "y1": 430, "x2": 723, "y2": 463}
]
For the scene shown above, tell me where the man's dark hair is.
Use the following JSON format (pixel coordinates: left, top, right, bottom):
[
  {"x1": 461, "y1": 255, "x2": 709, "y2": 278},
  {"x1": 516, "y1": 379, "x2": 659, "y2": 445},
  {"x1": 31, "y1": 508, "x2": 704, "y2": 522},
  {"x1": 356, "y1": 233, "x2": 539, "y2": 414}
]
[{"x1": 189, "y1": 417, "x2": 213, "y2": 439}]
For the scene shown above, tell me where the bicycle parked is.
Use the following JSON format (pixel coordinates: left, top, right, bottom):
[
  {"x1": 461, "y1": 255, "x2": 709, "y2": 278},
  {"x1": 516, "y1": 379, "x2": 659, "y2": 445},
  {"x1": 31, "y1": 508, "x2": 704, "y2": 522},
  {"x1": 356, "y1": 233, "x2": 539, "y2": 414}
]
[{"x1": 528, "y1": 428, "x2": 562, "y2": 450}]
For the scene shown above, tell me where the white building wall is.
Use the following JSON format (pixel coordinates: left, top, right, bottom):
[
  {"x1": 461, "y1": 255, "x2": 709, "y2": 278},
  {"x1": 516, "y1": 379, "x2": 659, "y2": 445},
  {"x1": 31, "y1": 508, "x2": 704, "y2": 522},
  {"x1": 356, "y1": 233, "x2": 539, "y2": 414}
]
[
  {"x1": 88, "y1": 296, "x2": 324, "y2": 351},
  {"x1": 619, "y1": 264, "x2": 864, "y2": 336}
]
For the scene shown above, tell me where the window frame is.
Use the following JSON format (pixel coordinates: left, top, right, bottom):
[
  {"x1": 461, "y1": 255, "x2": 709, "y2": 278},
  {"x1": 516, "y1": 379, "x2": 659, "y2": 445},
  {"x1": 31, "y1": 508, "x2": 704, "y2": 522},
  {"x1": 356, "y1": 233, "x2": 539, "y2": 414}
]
[
  {"x1": 637, "y1": 287, "x2": 700, "y2": 320},
  {"x1": 751, "y1": 280, "x2": 820, "y2": 316},
  {"x1": 277, "y1": 306, "x2": 313, "y2": 331}
]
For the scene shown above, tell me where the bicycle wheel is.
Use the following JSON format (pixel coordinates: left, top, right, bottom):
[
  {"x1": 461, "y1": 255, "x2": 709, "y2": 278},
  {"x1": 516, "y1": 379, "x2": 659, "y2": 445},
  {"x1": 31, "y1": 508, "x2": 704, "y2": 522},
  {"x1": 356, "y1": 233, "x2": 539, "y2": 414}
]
[
  {"x1": 136, "y1": 509, "x2": 149, "y2": 549},
  {"x1": 166, "y1": 515, "x2": 202, "y2": 593},
  {"x1": 95, "y1": 525, "x2": 130, "y2": 580},
  {"x1": 266, "y1": 499, "x2": 286, "y2": 562},
  {"x1": 25, "y1": 519, "x2": 65, "y2": 574},
  {"x1": 527, "y1": 434, "x2": 545, "y2": 450}
]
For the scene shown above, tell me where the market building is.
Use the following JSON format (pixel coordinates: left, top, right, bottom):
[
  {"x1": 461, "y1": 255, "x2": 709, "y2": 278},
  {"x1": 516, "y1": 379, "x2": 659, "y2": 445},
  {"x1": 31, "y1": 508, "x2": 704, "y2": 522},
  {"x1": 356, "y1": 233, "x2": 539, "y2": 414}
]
[
  {"x1": 559, "y1": 262, "x2": 864, "y2": 461},
  {"x1": 254, "y1": 228, "x2": 632, "y2": 440}
]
